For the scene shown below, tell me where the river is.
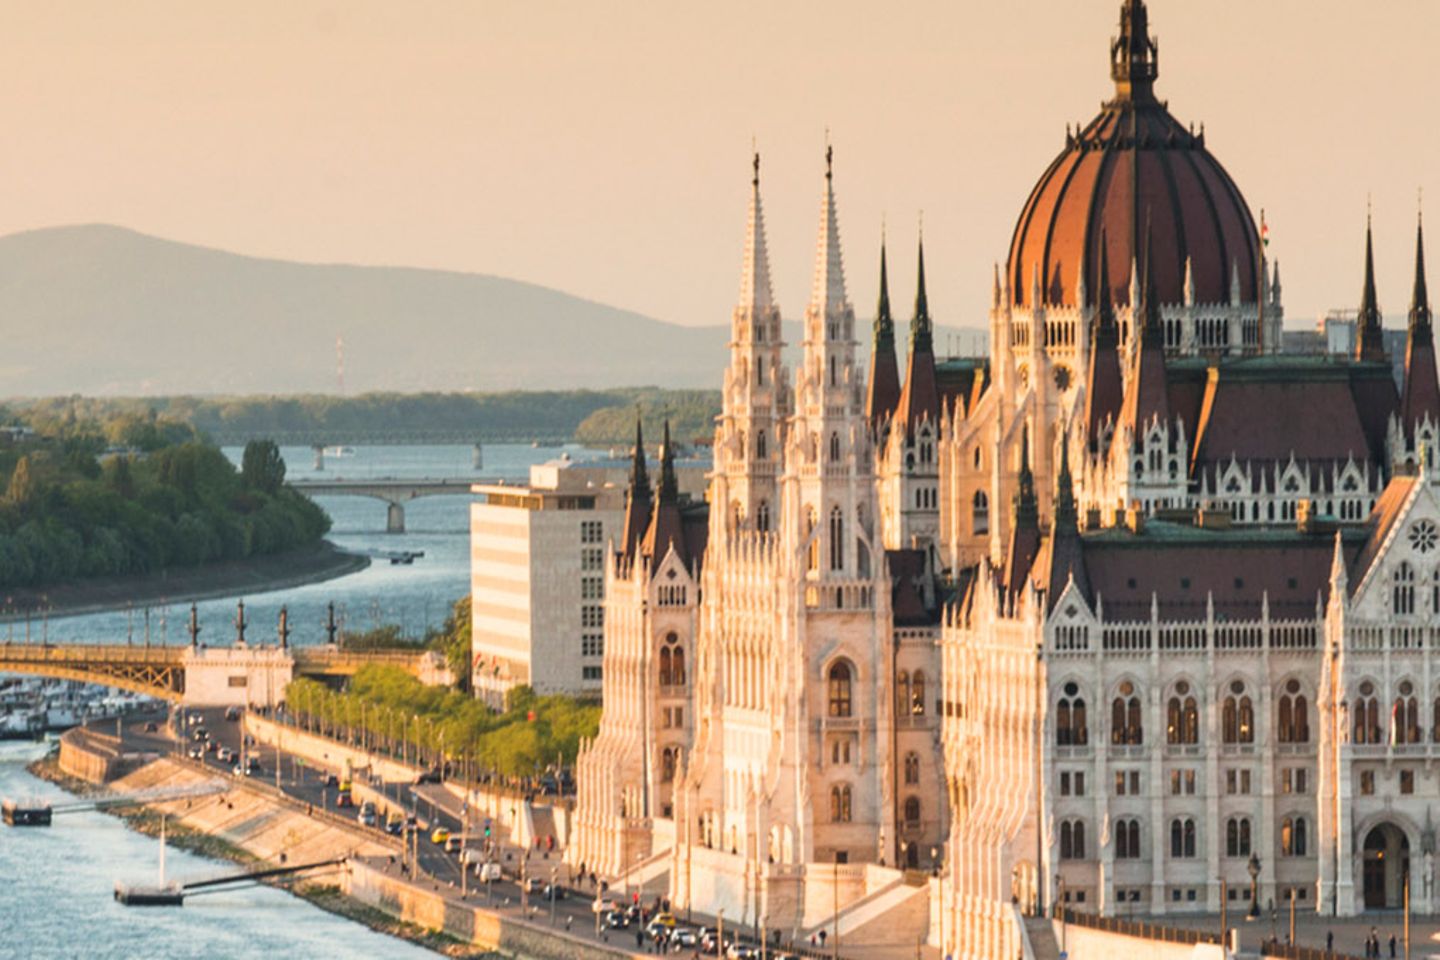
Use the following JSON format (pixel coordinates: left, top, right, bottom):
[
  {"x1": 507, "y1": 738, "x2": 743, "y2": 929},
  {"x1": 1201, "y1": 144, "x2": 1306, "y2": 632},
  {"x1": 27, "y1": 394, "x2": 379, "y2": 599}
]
[{"x1": 0, "y1": 442, "x2": 591, "y2": 957}]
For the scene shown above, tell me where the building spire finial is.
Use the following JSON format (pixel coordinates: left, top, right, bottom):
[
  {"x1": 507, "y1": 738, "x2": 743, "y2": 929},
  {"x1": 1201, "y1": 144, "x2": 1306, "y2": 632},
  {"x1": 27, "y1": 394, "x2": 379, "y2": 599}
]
[
  {"x1": 1111, "y1": 0, "x2": 1159, "y2": 101},
  {"x1": 737, "y1": 149, "x2": 775, "y2": 314},
  {"x1": 912, "y1": 228, "x2": 932, "y2": 354},
  {"x1": 1413, "y1": 208, "x2": 1431, "y2": 333},
  {"x1": 808, "y1": 140, "x2": 849, "y2": 317},
  {"x1": 1357, "y1": 209, "x2": 1387, "y2": 361}
]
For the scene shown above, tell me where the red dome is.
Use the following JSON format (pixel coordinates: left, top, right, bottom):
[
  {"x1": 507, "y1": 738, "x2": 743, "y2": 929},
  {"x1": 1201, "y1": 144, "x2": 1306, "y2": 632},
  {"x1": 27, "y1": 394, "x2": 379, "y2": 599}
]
[{"x1": 1007, "y1": 1, "x2": 1261, "y2": 311}]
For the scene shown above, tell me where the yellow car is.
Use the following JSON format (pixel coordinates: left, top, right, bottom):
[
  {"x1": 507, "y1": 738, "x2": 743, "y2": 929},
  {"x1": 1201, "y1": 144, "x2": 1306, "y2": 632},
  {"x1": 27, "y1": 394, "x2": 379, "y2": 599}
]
[
  {"x1": 652, "y1": 913, "x2": 677, "y2": 929},
  {"x1": 430, "y1": 827, "x2": 450, "y2": 845}
]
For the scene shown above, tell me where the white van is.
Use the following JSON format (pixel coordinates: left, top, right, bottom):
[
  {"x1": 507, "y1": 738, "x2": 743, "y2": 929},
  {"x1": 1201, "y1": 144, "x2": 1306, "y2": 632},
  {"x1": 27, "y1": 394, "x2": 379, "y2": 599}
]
[{"x1": 477, "y1": 862, "x2": 502, "y2": 882}]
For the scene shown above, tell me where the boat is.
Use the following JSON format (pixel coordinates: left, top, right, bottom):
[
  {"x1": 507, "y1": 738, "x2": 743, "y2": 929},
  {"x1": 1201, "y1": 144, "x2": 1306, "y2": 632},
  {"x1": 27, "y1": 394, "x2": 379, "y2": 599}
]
[
  {"x1": 2, "y1": 798, "x2": 53, "y2": 827},
  {"x1": 115, "y1": 814, "x2": 184, "y2": 906},
  {"x1": 324, "y1": 445, "x2": 356, "y2": 457}
]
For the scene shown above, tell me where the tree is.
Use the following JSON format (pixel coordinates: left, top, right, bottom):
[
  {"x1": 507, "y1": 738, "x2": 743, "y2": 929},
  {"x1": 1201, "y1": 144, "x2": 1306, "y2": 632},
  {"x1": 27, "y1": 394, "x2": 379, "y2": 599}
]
[
  {"x1": 241, "y1": 439, "x2": 286, "y2": 494},
  {"x1": 7, "y1": 455, "x2": 39, "y2": 509}
]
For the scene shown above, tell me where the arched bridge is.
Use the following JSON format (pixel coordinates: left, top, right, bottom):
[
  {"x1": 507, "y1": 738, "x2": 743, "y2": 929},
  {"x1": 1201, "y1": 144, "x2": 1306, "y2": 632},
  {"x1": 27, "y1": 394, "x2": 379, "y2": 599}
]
[
  {"x1": 289, "y1": 478, "x2": 486, "y2": 532},
  {"x1": 0, "y1": 642, "x2": 441, "y2": 705}
]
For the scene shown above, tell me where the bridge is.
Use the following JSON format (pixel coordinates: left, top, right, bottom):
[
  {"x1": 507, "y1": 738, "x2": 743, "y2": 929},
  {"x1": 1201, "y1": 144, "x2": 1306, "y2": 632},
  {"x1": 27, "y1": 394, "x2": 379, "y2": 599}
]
[
  {"x1": 289, "y1": 477, "x2": 485, "y2": 532},
  {"x1": 0, "y1": 641, "x2": 441, "y2": 705}
]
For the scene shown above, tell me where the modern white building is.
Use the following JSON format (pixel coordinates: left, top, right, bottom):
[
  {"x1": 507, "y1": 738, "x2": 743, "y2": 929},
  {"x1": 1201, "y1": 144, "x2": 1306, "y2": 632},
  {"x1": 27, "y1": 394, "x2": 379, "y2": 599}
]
[{"x1": 470, "y1": 453, "x2": 705, "y2": 706}]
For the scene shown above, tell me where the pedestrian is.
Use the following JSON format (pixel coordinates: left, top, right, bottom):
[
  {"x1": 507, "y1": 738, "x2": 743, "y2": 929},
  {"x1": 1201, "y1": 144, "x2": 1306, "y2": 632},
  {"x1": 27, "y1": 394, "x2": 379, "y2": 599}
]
[
  {"x1": 1327, "y1": 930, "x2": 1334, "y2": 954},
  {"x1": 1389, "y1": 933, "x2": 1397, "y2": 958}
]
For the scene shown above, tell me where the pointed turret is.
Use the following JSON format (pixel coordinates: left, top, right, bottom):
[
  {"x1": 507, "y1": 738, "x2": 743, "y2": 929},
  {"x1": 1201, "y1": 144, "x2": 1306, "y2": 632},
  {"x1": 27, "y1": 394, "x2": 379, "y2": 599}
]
[
  {"x1": 1356, "y1": 215, "x2": 1388, "y2": 363},
  {"x1": 1035, "y1": 432, "x2": 1090, "y2": 607},
  {"x1": 1003, "y1": 426, "x2": 1042, "y2": 596},
  {"x1": 1401, "y1": 213, "x2": 1440, "y2": 431},
  {"x1": 1084, "y1": 232, "x2": 1124, "y2": 447},
  {"x1": 866, "y1": 237, "x2": 901, "y2": 428},
  {"x1": 809, "y1": 145, "x2": 849, "y2": 322},
  {"x1": 620, "y1": 417, "x2": 652, "y2": 563},
  {"x1": 738, "y1": 151, "x2": 775, "y2": 315},
  {"x1": 641, "y1": 421, "x2": 687, "y2": 573},
  {"x1": 894, "y1": 233, "x2": 940, "y2": 437},
  {"x1": 1110, "y1": 0, "x2": 1159, "y2": 103},
  {"x1": 1117, "y1": 220, "x2": 1171, "y2": 442}
]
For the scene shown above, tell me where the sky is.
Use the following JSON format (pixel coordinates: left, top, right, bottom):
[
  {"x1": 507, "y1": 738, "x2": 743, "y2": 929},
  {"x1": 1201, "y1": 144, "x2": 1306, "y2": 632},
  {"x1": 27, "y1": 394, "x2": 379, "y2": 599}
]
[{"x1": 1, "y1": 0, "x2": 1437, "y2": 332}]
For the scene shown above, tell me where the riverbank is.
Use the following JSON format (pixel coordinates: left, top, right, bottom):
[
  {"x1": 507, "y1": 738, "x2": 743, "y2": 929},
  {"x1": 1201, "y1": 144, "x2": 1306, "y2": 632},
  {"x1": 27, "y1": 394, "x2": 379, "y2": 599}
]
[{"x1": 0, "y1": 539, "x2": 368, "y2": 622}]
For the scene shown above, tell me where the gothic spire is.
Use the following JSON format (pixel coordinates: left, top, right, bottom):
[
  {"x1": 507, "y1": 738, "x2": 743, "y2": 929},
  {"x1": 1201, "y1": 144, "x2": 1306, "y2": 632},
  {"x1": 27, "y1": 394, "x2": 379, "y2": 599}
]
[
  {"x1": 1053, "y1": 431, "x2": 1077, "y2": 532},
  {"x1": 1110, "y1": 0, "x2": 1159, "y2": 102},
  {"x1": 1037, "y1": 428, "x2": 1090, "y2": 610},
  {"x1": 737, "y1": 151, "x2": 775, "y2": 315},
  {"x1": 911, "y1": 231, "x2": 933, "y2": 355},
  {"x1": 808, "y1": 144, "x2": 849, "y2": 320},
  {"x1": 658, "y1": 419, "x2": 678, "y2": 503},
  {"x1": 1356, "y1": 214, "x2": 1388, "y2": 362},
  {"x1": 1401, "y1": 211, "x2": 1440, "y2": 432},
  {"x1": 1003, "y1": 424, "x2": 1042, "y2": 598},
  {"x1": 1014, "y1": 425, "x2": 1038, "y2": 531},
  {"x1": 1085, "y1": 232, "x2": 1124, "y2": 446},
  {"x1": 1412, "y1": 212, "x2": 1431, "y2": 333},
  {"x1": 1118, "y1": 218, "x2": 1171, "y2": 440},
  {"x1": 620, "y1": 416, "x2": 653, "y2": 562},
  {"x1": 866, "y1": 235, "x2": 901, "y2": 428}
]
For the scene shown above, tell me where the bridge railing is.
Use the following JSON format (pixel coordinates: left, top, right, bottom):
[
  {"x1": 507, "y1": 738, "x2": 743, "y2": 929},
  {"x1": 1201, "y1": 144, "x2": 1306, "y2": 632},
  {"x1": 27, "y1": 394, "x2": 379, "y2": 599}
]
[{"x1": 0, "y1": 642, "x2": 185, "y2": 665}]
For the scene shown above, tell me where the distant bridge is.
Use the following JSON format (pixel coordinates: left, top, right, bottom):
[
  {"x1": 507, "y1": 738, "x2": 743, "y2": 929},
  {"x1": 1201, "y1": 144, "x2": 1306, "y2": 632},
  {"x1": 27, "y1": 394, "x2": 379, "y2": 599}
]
[
  {"x1": 289, "y1": 477, "x2": 485, "y2": 532},
  {"x1": 0, "y1": 642, "x2": 439, "y2": 704}
]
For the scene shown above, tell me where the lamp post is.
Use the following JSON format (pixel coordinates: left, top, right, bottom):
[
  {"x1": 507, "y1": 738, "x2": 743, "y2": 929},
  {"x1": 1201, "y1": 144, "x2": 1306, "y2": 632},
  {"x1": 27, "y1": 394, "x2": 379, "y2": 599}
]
[{"x1": 1247, "y1": 853, "x2": 1262, "y2": 921}]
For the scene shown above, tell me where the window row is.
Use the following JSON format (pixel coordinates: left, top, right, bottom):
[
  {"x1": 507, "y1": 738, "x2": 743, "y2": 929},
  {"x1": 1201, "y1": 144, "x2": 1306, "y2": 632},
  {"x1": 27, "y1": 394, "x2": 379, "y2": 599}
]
[
  {"x1": 1055, "y1": 681, "x2": 1310, "y2": 747},
  {"x1": 1057, "y1": 816, "x2": 1310, "y2": 860}
]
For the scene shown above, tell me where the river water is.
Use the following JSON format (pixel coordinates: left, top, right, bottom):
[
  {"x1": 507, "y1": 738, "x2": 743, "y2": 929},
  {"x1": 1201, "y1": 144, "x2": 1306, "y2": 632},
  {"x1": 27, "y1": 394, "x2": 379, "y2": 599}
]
[{"x1": 0, "y1": 443, "x2": 590, "y2": 958}]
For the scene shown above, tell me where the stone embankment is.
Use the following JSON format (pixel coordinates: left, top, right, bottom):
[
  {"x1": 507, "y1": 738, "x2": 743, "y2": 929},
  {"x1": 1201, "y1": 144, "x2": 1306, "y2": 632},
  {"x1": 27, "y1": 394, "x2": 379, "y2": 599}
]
[{"x1": 57, "y1": 724, "x2": 640, "y2": 959}]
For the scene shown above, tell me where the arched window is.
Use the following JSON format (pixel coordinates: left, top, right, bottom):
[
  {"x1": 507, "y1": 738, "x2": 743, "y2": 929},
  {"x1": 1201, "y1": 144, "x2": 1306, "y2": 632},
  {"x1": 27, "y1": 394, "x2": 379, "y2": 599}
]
[
  {"x1": 903, "y1": 796, "x2": 921, "y2": 828},
  {"x1": 659, "y1": 647, "x2": 673, "y2": 687},
  {"x1": 1223, "y1": 686, "x2": 1254, "y2": 744},
  {"x1": 828, "y1": 662, "x2": 853, "y2": 718},
  {"x1": 661, "y1": 747, "x2": 676, "y2": 782},
  {"x1": 830, "y1": 784, "x2": 853, "y2": 823},
  {"x1": 829, "y1": 506, "x2": 844, "y2": 572},
  {"x1": 829, "y1": 432, "x2": 841, "y2": 462},
  {"x1": 1056, "y1": 683, "x2": 1087, "y2": 746},
  {"x1": 972, "y1": 491, "x2": 990, "y2": 536},
  {"x1": 1060, "y1": 820, "x2": 1086, "y2": 860},
  {"x1": 671, "y1": 645, "x2": 686, "y2": 687},
  {"x1": 1170, "y1": 819, "x2": 1196, "y2": 858},
  {"x1": 1354, "y1": 682, "x2": 1382, "y2": 744},
  {"x1": 904, "y1": 751, "x2": 920, "y2": 785},
  {"x1": 1277, "y1": 680, "x2": 1310, "y2": 743},
  {"x1": 1395, "y1": 682, "x2": 1420, "y2": 744},
  {"x1": 896, "y1": 671, "x2": 911, "y2": 717},
  {"x1": 806, "y1": 508, "x2": 819, "y2": 572},
  {"x1": 1281, "y1": 816, "x2": 1308, "y2": 857},
  {"x1": 1115, "y1": 819, "x2": 1141, "y2": 859},
  {"x1": 756, "y1": 430, "x2": 767, "y2": 460},
  {"x1": 1111, "y1": 682, "x2": 1142, "y2": 745},
  {"x1": 1167, "y1": 687, "x2": 1199, "y2": 745},
  {"x1": 756, "y1": 500, "x2": 771, "y2": 533},
  {"x1": 911, "y1": 671, "x2": 926, "y2": 716},
  {"x1": 1395, "y1": 561, "x2": 1416, "y2": 615},
  {"x1": 1226, "y1": 817, "x2": 1252, "y2": 858}
]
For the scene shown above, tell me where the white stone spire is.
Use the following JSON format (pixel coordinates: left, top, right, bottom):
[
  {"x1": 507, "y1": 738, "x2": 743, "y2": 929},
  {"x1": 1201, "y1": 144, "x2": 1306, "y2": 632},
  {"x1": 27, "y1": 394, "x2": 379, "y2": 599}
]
[
  {"x1": 738, "y1": 151, "x2": 775, "y2": 313},
  {"x1": 808, "y1": 145, "x2": 849, "y2": 319}
]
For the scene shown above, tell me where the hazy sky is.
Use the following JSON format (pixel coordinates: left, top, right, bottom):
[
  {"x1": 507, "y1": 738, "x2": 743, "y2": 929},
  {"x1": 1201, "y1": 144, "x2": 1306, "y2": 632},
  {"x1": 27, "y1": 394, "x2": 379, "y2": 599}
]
[{"x1": 2, "y1": 0, "x2": 1437, "y2": 332}]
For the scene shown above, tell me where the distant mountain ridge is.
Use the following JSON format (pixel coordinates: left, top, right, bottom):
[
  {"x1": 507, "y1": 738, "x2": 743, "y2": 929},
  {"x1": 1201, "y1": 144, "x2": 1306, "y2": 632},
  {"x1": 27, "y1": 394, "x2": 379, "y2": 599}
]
[{"x1": 0, "y1": 225, "x2": 981, "y2": 396}]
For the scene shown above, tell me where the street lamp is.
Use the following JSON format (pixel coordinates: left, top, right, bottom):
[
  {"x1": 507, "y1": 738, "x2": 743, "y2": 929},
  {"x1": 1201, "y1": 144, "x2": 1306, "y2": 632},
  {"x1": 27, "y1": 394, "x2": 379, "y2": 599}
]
[{"x1": 1246, "y1": 853, "x2": 1262, "y2": 921}]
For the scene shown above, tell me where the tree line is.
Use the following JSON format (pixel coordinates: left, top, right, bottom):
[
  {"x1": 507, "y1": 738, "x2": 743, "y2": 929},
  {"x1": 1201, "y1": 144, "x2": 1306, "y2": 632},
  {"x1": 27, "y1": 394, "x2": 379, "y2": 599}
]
[{"x1": 0, "y1": 410, "x2": 329, "y2": 590}]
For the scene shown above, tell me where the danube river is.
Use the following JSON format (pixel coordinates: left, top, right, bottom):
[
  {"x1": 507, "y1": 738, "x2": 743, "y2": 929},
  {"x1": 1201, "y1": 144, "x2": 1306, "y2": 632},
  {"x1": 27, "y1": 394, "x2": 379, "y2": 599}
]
[{"x1": 0, "y1": 443, "x2": 590, "y2": 958}]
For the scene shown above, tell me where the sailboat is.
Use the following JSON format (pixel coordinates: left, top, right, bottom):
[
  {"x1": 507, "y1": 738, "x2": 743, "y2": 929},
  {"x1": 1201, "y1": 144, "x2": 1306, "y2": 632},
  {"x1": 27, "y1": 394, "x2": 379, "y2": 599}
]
[{"x1": 114, "y1": 813, "x2": 185, "y2": 906}]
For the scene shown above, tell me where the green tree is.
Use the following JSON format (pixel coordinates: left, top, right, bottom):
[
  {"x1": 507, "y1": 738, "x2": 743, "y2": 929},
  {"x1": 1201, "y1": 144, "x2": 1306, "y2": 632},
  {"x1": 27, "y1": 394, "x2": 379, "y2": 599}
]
[
  {"x1": 7, "y1": 455, "x2": 39, "y2": 508},
  {"x1": 240, "y1": 439, "x2": 286, "y2": 494}
]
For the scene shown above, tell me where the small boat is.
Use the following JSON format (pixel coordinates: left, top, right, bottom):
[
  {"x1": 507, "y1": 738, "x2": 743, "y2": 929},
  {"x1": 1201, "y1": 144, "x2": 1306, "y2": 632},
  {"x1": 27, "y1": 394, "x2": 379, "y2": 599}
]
[
  {"x1": 2, "y1": 798, "x2": 53, "y2": 827},
  {"x1": 115, "y1": 814, "x2": 184, "y2": 906},
  {"x1": 324, "y1": 445, "x2": 356, "y2": 457}
]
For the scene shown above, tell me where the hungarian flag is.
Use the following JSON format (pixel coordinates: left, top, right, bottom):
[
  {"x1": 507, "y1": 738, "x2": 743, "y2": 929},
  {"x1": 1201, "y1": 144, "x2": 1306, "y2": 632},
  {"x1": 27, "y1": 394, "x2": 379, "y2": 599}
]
[{"x1": 1261, "y1": 210, "x2": 1269, "y2": 249}]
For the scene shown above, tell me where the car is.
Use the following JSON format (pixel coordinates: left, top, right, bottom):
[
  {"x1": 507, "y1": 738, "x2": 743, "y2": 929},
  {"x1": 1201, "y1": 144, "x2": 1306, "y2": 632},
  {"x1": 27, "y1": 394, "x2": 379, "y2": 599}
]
[
  {"x1": 478, "y1": 862, "x2": 503, "y2": 883},
  {"x1": 335, "y1": 792, "x2": 354, "y2": 809},
  {"x1": 430, "y1": 828, "x2": 450, "y2": 845},
  {"x1": 591, "y1": 897, "x2": 620, "y2": 914},
  {"x1": 724, "y1": 946, "x2": 759, "y2": 960},
  {"x1": 522, "y1": 877, "x2": 543, "y2": 894},
  {"x1": 384, "y1": 817, "x2": 403, "y2": 836},
  {"x1": 415, "y1": 769, "x2": 442, "y2": 785},
  {"x1": 669, "y1": 928, "x2": 700, "y2": 950},
  {"x1": 224, "y1": 706, "x2": 241, "y2": 721},
  {"x1": 444, "y1": 835, "x2": 463, "y2": 854},
  {"x1": 601, "y1": 909, "x2": 629, "y2": 930},
  {"x1": 215, "y1": 747, "x2": 232, "y2": 763},
  {"x1": 359, "y1": 811, "x2": 377, "y2": 828},
  {"x1": 245, "y1": 757, "x2": 261, "y2": 774},
  {"x1": 191, "y1": 728, "x2": 209, "y2": 742},
  {"x1": 323, "y1": 773, "x2": 339, "y2": 788},
  {"x1": 541, "y1": 883, "x2": 565, "y2": 901},
  {"x1": 651, "y1": 913, "x2": 677, "y2": 929},
  {"x1": 143, "y1": 721, "x2": 158, "y2": 733},
  {"x1": 187, "y1": 746, "x2": 204, "y2": 760}
]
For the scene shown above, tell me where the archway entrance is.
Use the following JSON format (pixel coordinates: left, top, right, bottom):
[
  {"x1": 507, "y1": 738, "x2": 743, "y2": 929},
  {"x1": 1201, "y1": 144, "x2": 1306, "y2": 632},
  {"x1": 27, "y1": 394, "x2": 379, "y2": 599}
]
[{"x1": 1363, "y1": 823, "x2": 1410, "y2": 910}]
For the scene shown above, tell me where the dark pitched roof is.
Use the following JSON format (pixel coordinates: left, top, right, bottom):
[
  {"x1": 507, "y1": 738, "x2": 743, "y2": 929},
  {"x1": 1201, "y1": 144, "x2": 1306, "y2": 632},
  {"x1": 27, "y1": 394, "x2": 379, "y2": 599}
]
[
  {"x1": 1003, "y1": 428, "x2": 1042, "y2": 595},
  {"x1": 640, "y1": 421, "x2": 688, "y2": 573},
  {"x1": 1356, "y1": 217, "x2": 1388, "y2": 363},
  {"x1": 1033, "y1": 438, "x2": 1089, "y2": 608},
  {"x1": 887, "y1": 549, "x2": 941, "y2": 626},
  {"x1": 936, "y1": 359, "x2": 988, "y2": 417},
  {"x1": 620, "y1": 419, "x2": 652, "y2": 563}
]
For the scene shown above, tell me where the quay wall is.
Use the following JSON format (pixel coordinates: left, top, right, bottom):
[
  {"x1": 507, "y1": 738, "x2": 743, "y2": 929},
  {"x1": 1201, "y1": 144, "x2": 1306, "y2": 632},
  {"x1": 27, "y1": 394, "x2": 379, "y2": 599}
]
[
  {"x1": 57, "y1": 728, "x2": 154, "y2": 784},
  {"x1": 1050, "y1": 919, "x2": 1228, "y2": 960},
  {"x1": 345, "y1": 857, "x2": 644, "y2": 960}
]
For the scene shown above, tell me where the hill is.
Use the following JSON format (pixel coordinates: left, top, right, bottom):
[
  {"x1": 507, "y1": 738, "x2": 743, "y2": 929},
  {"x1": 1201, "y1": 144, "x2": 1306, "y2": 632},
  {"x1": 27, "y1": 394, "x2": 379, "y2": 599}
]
[{"x1": 0, "y1": 225, "x2": 983, "y2": 396}]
